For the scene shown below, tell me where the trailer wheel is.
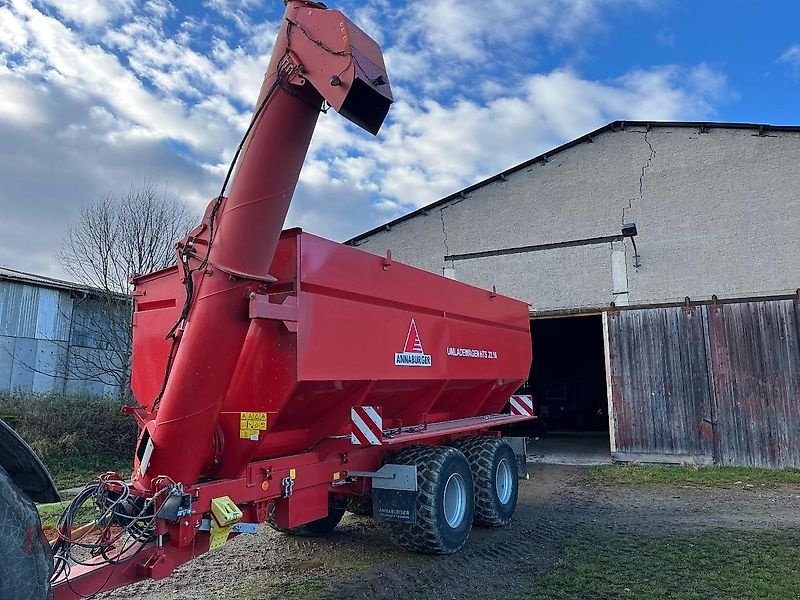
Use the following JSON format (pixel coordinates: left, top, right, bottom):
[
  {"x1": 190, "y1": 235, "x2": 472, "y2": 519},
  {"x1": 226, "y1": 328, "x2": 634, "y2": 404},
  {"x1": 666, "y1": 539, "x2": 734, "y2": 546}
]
[
  {"x1": 346, "y1": 497, "x2": 373, "y2": 517},
  {"x1": 267, "y1": 499, "x2": 346, "y2": 537},
  {"x1": 389, "y1": 445, "x2": 474, "y2": 554},
  {"x1": 0, "y1": 466, "x2": 52, "y2": 600},
  {"x1": 452, "y1": 436, "x2": 518, "y2": 527}
]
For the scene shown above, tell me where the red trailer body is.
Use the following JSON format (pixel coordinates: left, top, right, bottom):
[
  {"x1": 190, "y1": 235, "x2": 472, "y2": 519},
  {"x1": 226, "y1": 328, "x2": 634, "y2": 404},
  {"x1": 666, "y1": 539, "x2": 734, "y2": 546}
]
[
  {"x1": 131, "y1": 229, "x2": 531, "y2": 482},
  {"x1": 47, "y1": 3, "x2": 536, "y2": 597}
]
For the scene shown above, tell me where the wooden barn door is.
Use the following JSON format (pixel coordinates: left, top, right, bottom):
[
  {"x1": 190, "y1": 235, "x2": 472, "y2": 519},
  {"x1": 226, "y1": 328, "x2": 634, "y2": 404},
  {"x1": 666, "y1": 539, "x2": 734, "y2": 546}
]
[
  {"x1": 705, "y1": 299, "x2": 800, "y2": 468},
  {"x1": 604, "y1": 307, "x2": 714, "y2": 463}
]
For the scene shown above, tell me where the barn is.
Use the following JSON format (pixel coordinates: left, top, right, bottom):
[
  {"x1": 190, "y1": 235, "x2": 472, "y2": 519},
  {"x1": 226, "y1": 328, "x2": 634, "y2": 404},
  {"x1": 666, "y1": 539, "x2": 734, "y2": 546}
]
[{"x1": 347, "y1": 121, "x2": 800, "y2": 468}]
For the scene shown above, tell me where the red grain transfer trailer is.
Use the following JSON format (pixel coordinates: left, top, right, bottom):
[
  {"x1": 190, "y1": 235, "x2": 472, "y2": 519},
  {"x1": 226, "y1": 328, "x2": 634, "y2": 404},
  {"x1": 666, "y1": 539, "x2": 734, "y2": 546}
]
[{"x1": 0, "y1": 2, "x2": 536, "y2": 598}]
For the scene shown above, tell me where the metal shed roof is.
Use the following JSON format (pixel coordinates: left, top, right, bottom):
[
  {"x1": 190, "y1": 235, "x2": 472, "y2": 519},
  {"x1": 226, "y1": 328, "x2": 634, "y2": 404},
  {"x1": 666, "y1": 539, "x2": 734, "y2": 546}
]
[
  {"x1": 0, "y1": 266, "x2": 104, "y2": 295},
  {"x1": 346, "y1": 120, "x2": 800, "y2": 245}
]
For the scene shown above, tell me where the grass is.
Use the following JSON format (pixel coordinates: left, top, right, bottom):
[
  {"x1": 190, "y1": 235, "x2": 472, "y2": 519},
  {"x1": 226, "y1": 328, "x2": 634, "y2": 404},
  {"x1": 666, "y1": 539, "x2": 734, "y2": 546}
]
[
  {"x1": 38, "y1": 500, "x2": 94, "y2": 528},
  {"x1": 588, "y1": 464, "x2": 800, "y2": 488},
  {"x1": 45, "y1": 454, "x2": 132, "y2": 490},
  {"x1": 37, "y1": 499, "x2": 96, "y2": 541},
  {"x1": 1, "y1": 391, "x2": 136, "y2": 491},
  {"x1": 523, "y1": 529, "x2": 800, "y2": 600}
]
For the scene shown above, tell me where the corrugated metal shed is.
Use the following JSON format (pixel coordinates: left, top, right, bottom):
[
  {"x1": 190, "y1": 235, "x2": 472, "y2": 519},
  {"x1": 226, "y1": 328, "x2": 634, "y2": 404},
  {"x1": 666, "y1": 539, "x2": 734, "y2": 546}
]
[
  {"x1": 0, "y1": 267, "x2": 98, "y2": 294},
  {"x1": 0, "y1": 268, "x2": 126, "y2": 396}
]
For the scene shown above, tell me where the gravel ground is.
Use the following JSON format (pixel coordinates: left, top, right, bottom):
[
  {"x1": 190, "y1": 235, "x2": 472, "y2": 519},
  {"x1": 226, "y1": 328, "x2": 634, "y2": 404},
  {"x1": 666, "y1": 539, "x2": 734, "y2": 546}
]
[{"x1": 103, "y1": 465, "x2": 800, "y2": 600}]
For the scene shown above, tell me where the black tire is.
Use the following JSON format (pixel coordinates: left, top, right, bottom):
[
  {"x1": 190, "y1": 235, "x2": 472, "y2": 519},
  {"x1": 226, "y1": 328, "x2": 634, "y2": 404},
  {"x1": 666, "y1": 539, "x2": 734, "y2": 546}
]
[
  {"x1": 346, "y1": 497, "x2": 373, "y2": 517},
  {"x1": 452, "y1": 436, "x2": 518, "y2": 527},
  {"x1": 389, "y1": 445, "x2": 474, "y2": 554},
  {"x1": 267, "y1": 498, "x2": 346, "y2": 537},
  {"x1": 0, "y1": 465, "x2": 52, "y2": 600}
]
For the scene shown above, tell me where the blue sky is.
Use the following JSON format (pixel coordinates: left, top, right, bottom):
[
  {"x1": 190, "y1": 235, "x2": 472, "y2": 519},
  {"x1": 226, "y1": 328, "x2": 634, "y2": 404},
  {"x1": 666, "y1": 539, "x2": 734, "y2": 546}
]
[{"x1": 0, "y1": 0, "x2": 798, "y2": 276}]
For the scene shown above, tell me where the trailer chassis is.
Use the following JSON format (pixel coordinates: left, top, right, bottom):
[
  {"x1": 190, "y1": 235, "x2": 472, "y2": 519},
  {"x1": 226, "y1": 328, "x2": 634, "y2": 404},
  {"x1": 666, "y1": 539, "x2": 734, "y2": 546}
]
[{"x1": 52, "y1": 412, "x2": 532, "y2": 598}]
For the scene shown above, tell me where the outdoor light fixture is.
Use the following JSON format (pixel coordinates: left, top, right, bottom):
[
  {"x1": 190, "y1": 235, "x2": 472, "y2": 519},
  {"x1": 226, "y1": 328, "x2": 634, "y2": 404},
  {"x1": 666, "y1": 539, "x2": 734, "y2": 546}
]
[{"x1": 621, "y1": 222, "x2": 641, "y2": 268}]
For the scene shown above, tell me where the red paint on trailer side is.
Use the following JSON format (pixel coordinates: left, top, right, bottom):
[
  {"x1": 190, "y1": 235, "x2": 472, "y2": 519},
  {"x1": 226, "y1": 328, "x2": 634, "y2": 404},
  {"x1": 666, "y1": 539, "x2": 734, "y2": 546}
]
[{"x1": 131, "y1": 230, "x2": 532, "y2": 482}]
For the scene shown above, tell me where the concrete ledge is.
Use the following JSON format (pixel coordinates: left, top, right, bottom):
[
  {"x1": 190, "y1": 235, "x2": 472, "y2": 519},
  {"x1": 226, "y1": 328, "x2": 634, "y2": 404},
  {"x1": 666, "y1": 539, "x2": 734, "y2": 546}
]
[{"x1": 612, "y1": 452, "x2": 714, "y2": 466}]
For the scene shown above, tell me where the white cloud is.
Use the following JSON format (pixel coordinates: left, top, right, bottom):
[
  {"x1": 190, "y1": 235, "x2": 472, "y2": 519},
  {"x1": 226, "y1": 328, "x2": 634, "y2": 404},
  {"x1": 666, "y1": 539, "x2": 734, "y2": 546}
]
[
  {"x1": 0, "y1": 72, "x2": 48, "y2": 124},
  {"x1": 779, "y1": 44, "x2": 800, "y2": 68},
  {"x1": 203, "y1": 0, "x2": 262, "y2": 33},
  {"x1": 38, "y1": 0, "x2": 135, "y2": 27},
  {"x1": 0, "y1": 6, "x2": 29, "y2": 50},
  {"x1": 362, "y1": 0, "x2": 660, "y2": 94},
  {"x1": 3, "y1": 1, "x2": 253, "y2": 160},
  {"x1": 144, "y1": 0, "x2": 176, "y2": 21}
]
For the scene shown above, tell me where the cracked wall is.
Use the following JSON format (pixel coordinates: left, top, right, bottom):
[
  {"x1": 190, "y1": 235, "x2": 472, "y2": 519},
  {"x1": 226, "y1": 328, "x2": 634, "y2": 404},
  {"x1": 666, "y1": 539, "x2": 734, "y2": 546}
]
[{"x1": 355, "y1": 126, "x2": 800, "y2": 311}]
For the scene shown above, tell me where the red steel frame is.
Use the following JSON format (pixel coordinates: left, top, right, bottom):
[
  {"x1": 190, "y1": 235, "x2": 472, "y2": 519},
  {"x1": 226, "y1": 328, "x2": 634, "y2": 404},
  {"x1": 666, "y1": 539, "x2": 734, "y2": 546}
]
[
  {"x1": 52, "y1": 413, "x2": 532, "y2": 598},
  {"x1": 50, "y1": 2, "x2": 535, "y2": 597}
]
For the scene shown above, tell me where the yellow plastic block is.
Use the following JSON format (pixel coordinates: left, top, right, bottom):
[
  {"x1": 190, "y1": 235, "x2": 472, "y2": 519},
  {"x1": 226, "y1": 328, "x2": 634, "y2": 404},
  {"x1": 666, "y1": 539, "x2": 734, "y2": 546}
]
[
  {"x1": 208, "y1": 496, "x2": 243, "y2": 551},
  {"x1": 211, "y1": 496, "x2": 243, "y2": 527}
]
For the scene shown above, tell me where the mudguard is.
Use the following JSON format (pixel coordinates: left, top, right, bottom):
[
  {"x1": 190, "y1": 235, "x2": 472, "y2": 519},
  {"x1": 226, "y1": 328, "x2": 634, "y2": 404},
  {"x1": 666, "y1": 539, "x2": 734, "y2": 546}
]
[{"x1": 0, "y1": 419, "x2": 59, "y2": 503}]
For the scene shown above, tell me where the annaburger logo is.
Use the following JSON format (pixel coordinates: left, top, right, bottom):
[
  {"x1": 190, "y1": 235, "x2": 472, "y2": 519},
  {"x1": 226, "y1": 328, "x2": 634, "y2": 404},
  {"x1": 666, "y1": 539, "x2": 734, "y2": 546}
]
[{"x1": 395, "y1": 318, "x2": 432, "y2": 367}]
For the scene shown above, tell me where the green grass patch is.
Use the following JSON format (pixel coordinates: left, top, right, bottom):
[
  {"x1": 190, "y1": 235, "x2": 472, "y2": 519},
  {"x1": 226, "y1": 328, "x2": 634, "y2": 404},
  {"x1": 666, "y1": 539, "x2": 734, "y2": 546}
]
[
  {"x1": 588, "y1": 464, "x2": 800, "y2": 488},
  {"x1": 524, "y1": 529, "x2": 800, "y2": 600},
  {"x1": 38, "y1": 500, "x2": 94, "y2": 530},
  {"x1": 38, "y1": 501, "x2": 72, "y2": 531},
  {"x1": 44, "y1": 454, "x2": 132, "y2": 490},
  {"x1": 1, "y1": 391, "x2": 137, "y2": 490}
]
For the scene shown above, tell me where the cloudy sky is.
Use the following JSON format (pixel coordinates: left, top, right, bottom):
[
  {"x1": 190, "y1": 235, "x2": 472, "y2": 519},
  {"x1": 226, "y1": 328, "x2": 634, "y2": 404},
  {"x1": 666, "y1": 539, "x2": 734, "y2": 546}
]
[{"x1": 1, "y1": 0, "x2": 798, "y2": 277}]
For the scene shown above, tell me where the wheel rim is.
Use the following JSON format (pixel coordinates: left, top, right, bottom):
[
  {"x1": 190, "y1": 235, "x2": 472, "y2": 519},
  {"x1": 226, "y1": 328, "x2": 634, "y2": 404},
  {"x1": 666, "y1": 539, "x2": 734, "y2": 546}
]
[
  {"x1": 496, "y1": 458, "x2": 513, "y2": 505},
  {"x1": 443, "y1": 472, "x2": 467, "y2": 528}
]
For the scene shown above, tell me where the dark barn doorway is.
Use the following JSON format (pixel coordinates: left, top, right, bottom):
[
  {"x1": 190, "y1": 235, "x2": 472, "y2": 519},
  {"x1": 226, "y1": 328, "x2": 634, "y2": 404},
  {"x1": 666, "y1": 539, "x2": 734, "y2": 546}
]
[{"x1": 522, "y1": 314, "x2": 611, "y2": 464}]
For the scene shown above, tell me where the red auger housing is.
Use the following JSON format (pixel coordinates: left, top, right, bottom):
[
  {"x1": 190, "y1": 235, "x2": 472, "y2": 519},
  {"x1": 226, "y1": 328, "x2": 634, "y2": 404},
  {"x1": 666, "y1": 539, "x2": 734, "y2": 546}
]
[{"x1": 50, "y1": 2, "x2": 534, "y2": 597}]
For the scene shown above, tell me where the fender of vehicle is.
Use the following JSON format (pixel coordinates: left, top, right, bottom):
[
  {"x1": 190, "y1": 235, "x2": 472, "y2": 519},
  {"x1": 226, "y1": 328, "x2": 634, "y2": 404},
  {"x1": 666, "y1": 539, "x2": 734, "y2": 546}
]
[{"x1": 0, "y1": 419, "x2": 59, "y2": 503}]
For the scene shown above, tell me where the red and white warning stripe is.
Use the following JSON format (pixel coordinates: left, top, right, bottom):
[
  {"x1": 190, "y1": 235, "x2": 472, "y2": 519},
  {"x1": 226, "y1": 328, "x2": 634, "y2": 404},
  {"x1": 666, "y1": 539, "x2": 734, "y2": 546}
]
[
  {"x1": 351, "y1": 406, "x2": 383, "y2": 446},
  {"x1": 509, "y1": 395, "x2": 534, "y2": 417}
]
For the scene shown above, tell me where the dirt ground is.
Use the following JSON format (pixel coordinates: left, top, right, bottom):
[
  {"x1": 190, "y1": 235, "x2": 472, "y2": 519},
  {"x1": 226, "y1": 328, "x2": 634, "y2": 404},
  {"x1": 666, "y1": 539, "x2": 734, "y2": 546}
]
[{"x1": 103, "y1": 465, "x2": 800, "y2": 600}]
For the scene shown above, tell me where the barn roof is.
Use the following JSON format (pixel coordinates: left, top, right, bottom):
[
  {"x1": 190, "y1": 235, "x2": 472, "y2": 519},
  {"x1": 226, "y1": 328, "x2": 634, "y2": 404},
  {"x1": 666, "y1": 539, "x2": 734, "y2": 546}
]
[{"x1": 346, "y1": 120, "x2": 800, "y2": 245}]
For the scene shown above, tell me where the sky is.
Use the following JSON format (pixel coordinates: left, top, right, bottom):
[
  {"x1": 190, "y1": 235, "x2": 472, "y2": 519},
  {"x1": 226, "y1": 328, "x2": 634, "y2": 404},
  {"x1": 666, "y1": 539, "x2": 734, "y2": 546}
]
[{"x1": 0, "y1": 0, "x2": 798, "y2": 277}]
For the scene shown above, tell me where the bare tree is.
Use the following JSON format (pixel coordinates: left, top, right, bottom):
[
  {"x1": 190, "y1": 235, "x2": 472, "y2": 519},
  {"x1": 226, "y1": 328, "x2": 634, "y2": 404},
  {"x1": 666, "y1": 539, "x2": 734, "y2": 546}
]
[
  {"x1": 56, "y1": 182, "x2": 196, "y2": 397},
  {"x1": 60, "y1": 182, "x2": 196, "y2": 294}
]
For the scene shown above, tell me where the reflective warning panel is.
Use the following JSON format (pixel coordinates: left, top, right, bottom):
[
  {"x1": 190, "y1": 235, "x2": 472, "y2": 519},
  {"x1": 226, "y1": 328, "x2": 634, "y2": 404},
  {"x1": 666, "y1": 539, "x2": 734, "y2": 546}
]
[
  {"x1": 351, "y1": 406, "x2": 383, "y2": 445},
  {"x1": 509, "y1": 395, "x2": 534, "y2": 417}
]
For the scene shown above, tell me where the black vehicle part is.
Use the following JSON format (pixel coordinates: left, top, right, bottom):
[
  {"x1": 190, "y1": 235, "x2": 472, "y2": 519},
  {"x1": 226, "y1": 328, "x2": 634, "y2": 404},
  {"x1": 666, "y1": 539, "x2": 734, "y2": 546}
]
[
  {"x1": 0, "y1": 465, "x2": 53, "y2": 600},
  {"x1": 0, "y1": 419, "x2": 59, "y2": 504}
]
